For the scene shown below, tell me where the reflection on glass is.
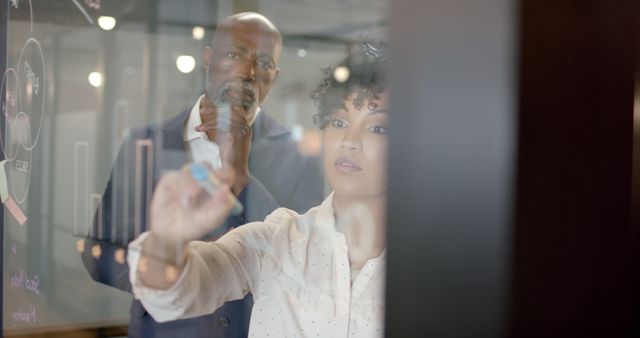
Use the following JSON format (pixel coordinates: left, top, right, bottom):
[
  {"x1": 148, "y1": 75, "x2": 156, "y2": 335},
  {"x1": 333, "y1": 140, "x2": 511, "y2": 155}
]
[
  {"x1": 2, "y1": 0, "x2": 389, "y2": 335},
  {"x1": 131, "y1": 36, "x2": 389, "y2": 337}
]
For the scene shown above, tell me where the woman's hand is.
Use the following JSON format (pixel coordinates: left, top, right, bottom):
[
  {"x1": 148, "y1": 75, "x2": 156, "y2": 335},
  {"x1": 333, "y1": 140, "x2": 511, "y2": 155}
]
[
  {"x1": 138, "y1": 165, "x2": 236, "y2": 289},
  {"x1": 149, "y1": 165, "x2": 237, "y2": 249}
]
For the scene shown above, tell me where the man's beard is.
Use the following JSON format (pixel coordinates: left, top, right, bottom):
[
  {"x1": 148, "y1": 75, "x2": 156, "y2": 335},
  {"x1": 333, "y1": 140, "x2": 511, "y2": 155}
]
[{"x1": 208, "y1": 80, "x2": 258, "y2": 113}]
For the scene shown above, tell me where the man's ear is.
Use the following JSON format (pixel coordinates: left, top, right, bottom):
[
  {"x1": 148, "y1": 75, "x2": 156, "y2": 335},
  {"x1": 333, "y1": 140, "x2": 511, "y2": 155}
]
[
  {"x1": 202, "y1": 47, "x2": 212, "y2": 70},
  {"x1": 274, "y1": 67, "x2": 280, "y2": 82}
]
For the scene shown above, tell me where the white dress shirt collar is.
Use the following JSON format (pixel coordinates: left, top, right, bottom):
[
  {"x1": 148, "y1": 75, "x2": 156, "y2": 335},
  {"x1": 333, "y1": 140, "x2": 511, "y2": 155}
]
[
  {"x1": 184, "y1": 95, "x2": 221, "y2": 169},
  {"x1": 184, "y1": 95, "x2": 208, "y2": 143}
]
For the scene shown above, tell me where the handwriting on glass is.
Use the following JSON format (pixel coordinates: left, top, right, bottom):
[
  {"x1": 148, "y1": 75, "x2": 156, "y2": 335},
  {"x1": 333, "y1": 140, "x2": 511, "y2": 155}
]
[
  {"x1": 10, "y1": 270, "x2": 40, "y2": 294},
  {"x1": 4, "y1": 91, "x2": 17, "y2": 120},
  {"x1": 7, "y1": 90, "x2": 16, "y2": 107},
  {"x1": 15, "y1": 160, "x2": 29, "y2": 173},
  {"x1": 24, "y1": 62, "x2": 39, "y2": 96},
  {"x1": 12, "y1": 304, "x2": 36, "y2": 326},
  {"x1": 84, "y1": 0, "x2": 100, "y2": 10}
]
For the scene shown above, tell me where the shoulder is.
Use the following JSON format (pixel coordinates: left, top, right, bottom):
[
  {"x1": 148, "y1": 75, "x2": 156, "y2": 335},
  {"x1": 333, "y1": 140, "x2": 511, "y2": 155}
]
[
  {"x1": 251, "y1": 111, "x2": 320, "y2": 164},
  {"x1": 262, "y1": 204, "x2": 327, "y2": 235},
  {"x1": 147, "y1": 110, "x2": 189, "y2": 136},
  {"x1": 263, "y1": 207, "x2": 300, "y2": 225},
  {"x1": 122, "y1": 110, "x2": 189, "y2": 146},
  {"x1": 253, "y1": 111, "x2": 291, "y2": 140},
  {"x1": 234, "y1": 205, "x2": 320, "y2": 237}
]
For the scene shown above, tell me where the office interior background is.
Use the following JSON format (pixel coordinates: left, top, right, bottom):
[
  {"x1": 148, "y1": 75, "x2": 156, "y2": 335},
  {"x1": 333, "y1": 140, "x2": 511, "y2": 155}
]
[{"x1": 1, "y1": 0, "x2": 639, "y2": 337}]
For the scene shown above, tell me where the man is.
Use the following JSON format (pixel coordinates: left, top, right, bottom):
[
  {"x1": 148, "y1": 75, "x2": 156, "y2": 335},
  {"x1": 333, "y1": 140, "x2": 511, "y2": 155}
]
[{"x1": 81, "y1": 12, "x2": 324, "y2": 338}]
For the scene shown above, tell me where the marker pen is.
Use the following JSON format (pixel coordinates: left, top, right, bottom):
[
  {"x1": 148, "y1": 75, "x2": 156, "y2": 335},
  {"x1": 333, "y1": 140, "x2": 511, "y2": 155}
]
[{"x1": 189, "y1": 163, "x2": 243, "y2": 216}]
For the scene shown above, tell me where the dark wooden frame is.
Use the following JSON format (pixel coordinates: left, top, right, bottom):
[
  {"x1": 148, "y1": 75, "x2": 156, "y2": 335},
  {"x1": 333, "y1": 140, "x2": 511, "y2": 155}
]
[
  {"x1": 386, "y1": 0, "x2": 639, "y2": 337},
  {"x1": 1, "y1": 0, "x2": 8, "y2": 332}
]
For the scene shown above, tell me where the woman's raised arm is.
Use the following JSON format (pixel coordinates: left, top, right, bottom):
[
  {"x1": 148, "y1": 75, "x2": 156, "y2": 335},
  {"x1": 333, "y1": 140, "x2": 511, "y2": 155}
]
[{"x1": 137, "y1": 165, "x2": 236, "y2": 289}]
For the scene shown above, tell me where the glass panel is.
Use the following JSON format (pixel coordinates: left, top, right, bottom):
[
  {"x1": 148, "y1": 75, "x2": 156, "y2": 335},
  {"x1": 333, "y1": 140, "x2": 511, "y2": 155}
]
[{"x1": 2, "y1": 0, "x2": 388, "y2": 336}]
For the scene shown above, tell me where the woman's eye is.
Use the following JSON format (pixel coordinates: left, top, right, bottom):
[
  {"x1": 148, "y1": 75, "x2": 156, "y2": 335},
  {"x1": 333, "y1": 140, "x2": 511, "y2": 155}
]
[
  {"x1": 370, "y1": 125, "x2": 387, "y2": 134},
  {"x1": 330, "y1": 118, "x2": 346, "y2": 128}
]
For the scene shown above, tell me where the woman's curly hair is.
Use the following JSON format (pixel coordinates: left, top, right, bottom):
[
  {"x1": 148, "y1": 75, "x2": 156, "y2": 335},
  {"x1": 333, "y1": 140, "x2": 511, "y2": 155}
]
[{"x1": 311, "y1": 38, "x2": 388, "y2": 129}]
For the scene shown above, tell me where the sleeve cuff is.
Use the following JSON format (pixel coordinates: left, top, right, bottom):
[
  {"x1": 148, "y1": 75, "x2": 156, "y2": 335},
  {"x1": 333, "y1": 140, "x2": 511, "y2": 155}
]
[{"x1": 127, "y1": 232, "x2": 192, "y2": 300}]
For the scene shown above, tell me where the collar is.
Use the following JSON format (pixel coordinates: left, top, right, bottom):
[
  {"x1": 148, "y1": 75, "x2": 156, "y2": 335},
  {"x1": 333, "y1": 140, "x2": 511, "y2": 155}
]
[
  {"x1": 184, "y1": 95, "x2": 207, "y2": 142},
  {"x1": 251, "y1": 105, "x2": 261, "y2": 126},
  {"x1": 314, "y1": 192, "x2": 336, "y2": 228}
]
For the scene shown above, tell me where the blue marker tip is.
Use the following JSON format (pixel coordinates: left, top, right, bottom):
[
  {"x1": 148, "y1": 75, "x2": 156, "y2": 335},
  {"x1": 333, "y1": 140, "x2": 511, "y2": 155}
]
[
  {"x1": 190, "y1": 163, "x2": 209, "y2": 181},
  {"x1": 189, "y1": 163, "x2": 243, "y2": 216}
]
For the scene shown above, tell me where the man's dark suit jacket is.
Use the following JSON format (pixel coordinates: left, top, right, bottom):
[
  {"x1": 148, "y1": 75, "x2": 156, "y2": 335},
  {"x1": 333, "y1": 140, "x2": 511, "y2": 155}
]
[{"x1": 81, "y1": 108, "x2": 324, "y2": 338}]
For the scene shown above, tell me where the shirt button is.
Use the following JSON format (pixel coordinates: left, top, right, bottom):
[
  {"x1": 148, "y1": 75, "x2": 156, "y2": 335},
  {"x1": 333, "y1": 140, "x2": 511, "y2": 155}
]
[{"x1": 218, "y1": 317, "x2": 230, "y2": 327}]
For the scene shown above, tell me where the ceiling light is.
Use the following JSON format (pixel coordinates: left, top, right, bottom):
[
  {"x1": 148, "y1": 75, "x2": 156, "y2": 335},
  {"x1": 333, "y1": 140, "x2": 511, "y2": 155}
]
[
  {"x1": 192, "y1": 26, "x2": 205, "y2": 40},
  {"x1": 88, "y1": 72, "x2": 102, "y2": 87},
  {"x1": 98, "y1": 16, "x2": 116, "y2": 31},
  {"x1": 333, "y1": 66, "x2": 349, "y2": 83},
  {"x1": 176, "y1": 55, "x2": 196, "y2": 74}
]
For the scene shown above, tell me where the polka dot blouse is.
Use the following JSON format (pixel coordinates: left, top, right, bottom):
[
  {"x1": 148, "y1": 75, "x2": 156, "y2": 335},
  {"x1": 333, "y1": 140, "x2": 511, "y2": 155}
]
[{"x1": 129, "y1": 193, "x2": 386, "y2": 338}]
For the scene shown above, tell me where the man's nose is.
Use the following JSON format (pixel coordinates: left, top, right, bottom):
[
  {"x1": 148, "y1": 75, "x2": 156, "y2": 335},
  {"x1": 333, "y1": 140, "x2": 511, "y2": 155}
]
[{"x1": 238, "y1": 60, "x2": 256, "y2": 82}]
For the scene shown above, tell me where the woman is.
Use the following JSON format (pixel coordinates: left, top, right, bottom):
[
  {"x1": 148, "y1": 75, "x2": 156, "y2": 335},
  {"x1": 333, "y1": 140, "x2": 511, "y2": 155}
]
[{"x1": 129, "y1": 41, "x2": 389, "y2": 338}]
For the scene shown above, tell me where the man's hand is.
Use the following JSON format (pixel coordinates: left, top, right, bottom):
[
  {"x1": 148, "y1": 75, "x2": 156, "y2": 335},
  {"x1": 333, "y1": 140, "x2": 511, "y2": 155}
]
[{"x1": 197, "y1": 97, "x2": 252, "y2": 195}]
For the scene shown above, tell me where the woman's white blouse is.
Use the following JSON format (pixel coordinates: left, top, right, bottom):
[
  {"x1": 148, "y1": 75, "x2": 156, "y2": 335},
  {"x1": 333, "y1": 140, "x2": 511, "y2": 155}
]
[{"x1": 128, "y1": 194, "x2": 386, "y2": 338}]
